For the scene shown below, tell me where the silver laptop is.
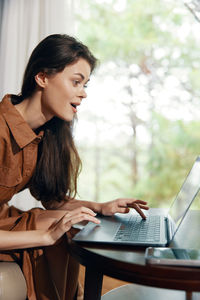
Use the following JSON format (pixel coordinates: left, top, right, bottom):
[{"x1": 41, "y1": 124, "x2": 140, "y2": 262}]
[{"x1": 73, "y1": 157, "x2": 200, "y2": 247}]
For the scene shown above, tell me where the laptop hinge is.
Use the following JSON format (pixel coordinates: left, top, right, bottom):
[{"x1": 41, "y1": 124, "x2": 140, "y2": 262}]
[{"x1": 165, "y1": 217, "x2": 173, "y2": 243}]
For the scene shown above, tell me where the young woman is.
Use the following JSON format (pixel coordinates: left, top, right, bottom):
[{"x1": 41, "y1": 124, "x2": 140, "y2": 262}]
[{"x1": 0, "y1": 34, "x2": 149, "y2": 300}]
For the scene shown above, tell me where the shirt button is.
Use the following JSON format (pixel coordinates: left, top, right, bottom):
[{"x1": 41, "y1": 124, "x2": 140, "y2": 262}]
[
  {"x1": 33, "y1": 137, "x2": 42, "y2": 144},
  {"x1": 26, "y1": 170, "x2": 31, "y2": 176}
]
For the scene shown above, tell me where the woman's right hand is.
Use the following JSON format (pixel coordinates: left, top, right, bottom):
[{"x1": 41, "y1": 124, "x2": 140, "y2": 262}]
[{"x1": 45, "y1": 206, "x2": 100, "y2": 245}]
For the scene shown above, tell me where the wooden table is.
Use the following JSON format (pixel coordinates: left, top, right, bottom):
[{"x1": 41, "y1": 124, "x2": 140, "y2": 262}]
[{"x1": 68, "y1": 210, "x2": 200, "y2": 300}]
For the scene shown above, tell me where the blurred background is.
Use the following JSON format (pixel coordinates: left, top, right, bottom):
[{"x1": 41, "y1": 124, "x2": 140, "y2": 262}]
[{"x1": 1, "y1": 0, "x2": 200, "y2": 210}]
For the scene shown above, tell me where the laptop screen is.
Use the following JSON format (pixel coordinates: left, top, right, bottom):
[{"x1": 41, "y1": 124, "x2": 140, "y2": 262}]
[{"x1": 168, "y1": 156, "x2": 200, "y2": 238}]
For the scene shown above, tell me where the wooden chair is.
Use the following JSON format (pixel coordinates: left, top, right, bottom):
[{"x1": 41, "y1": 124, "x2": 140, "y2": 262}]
[
  {"x1": 0, "y1": 262, "x2": 27, "y2": 300},
  {"x1": 101, "y1": 284, "x2": 194, "y2": 300}
]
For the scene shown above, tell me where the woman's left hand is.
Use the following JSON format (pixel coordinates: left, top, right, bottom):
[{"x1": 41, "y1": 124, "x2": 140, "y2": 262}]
[{"x1": 100, "y1": 198, "x2": 149, "y2": 219}]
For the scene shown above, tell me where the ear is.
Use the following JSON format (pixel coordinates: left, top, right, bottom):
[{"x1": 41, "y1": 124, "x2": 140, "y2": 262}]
[{"x1": 35, "y1": 72, "x2": 48, "y2": 88}]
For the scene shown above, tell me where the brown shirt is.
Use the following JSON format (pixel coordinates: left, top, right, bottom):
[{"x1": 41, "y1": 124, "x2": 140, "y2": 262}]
[
  {"x1": 0, "y1": 95, "x2": 79, "y2": 300},
  {"x1": 0, "y1": 94, "x2": 43, "y2": 204}
]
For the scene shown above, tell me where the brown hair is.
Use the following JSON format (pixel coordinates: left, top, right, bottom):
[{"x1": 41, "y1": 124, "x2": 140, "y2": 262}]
[{"x1": 12, "y1": 34, "x2": 97, "y2": 202}]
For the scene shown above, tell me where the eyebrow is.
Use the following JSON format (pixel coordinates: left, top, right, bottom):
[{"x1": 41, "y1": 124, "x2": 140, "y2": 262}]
[
  {"x1": 74, "y1": 72, "x2": 90, "y2": 83},
  {"x1": 74, "y1": 72, "x2": 85, "y2": 80}
]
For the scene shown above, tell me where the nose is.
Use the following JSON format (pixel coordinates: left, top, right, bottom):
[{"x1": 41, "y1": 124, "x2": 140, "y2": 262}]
[{"x1": 79, "y1": 87, "x2": 87, "y2": 99}]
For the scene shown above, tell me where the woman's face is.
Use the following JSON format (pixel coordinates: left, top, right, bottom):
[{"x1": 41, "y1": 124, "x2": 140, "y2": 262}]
[{"x1": 40, "y1": 58, "x2": 91, "y2": 122}]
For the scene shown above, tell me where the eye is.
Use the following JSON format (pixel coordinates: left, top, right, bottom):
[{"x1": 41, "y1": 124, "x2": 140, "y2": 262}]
[
  {"x1": 73, "y1": 80, "x2": 80, "y2": 86},
  {"x1": 84, "y1": 80, "x2": 90, "y2": 89}
]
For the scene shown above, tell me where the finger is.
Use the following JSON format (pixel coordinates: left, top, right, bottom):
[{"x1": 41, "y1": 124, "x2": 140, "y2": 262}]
[
  {"x1": 132, "y1": 204, "x2": 147, "y2": 219},
  {"x1": 63, "y1": 212, "x2": 100, "y2": 224},
  {"x1": 127, "y1": 202, "x2": 149, "y2": 207},
  {"x1": 118, "y1": 198, "x2": 148, "y2": 207},
  {"x1": 70, "y1": 215, "x2": 101, "y2": 226},
  {"x1": 66, "y1": 207, "x2": 97, "y2": 217},
  {"x1": 114, "y1": 199, "x2": 146, "y2": 216},
  {"x1": 126, "y1": 199, "x2": 148, "y2": 205},
  {"x1": 128, "y1": 204, "x2": 149, "y2": 211},
  {"x1": 58, "y1": 214, "x2": 101, "y2": 235},
  {"x1": 77, "y1": 206, "x2": 97, "y2": 216},
  {"x1": 125, "y1": 199, "x2": 149, "y2": 209},
  {"x1": 136, "y1": 204, "x2": 149, "y2": 210},
  {"x1": 134, "y1": 199, "x2": 148, "y2": 205}
]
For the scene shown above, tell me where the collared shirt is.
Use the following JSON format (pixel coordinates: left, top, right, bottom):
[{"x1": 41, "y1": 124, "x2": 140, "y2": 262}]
[
  {"x1": 0, "y1": 96, "x2": 80, "y2": 300},
  {"x1": 0, "y1": 95, "x2": 43, "y2": 203}
]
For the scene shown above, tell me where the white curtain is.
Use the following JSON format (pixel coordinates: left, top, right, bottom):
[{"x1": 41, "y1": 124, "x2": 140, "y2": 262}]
[
  {"x1": 0, "y1": 0, "x2": 75, "y2": 98},
  {"x1": 0, "y1": 0, "x2": 75, "y2": 210}
]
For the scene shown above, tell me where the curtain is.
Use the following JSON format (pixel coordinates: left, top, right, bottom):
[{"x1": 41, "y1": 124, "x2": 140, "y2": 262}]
[
  {"x1": 0, "y1": 0, "x2": 75, "y2": 209},
  {"x1": 0, "y1": 0, "x2": 75, "y2": 98}
]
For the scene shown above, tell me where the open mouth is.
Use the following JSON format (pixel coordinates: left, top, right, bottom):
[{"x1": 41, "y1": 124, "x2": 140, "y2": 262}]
[{"x1": 71, "y1": 103, "x2": 77, "y2": 109}]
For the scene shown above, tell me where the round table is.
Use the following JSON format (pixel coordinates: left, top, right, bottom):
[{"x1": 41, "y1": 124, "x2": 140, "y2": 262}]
[{"x1": 67, "y1": 240, "x2": 200, "y2": 300}]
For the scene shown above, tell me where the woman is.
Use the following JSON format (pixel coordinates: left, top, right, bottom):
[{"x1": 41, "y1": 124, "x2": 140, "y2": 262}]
[{"x1": 0, "y1": 34, "x2": 149, "y2": 300}]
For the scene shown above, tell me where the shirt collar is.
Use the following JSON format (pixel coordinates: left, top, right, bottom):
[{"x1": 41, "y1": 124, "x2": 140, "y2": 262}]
[{"x1": 1, "y1": 95, "x2": 43, "y2": 149}]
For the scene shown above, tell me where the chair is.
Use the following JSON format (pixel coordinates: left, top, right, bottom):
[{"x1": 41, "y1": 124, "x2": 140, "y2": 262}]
[
  {"x1": 101, "y1": 284, "x2": 195, "y2": 300},
  {"x1": 0, "y1": 262, "x2": 27, "y2": 300}
]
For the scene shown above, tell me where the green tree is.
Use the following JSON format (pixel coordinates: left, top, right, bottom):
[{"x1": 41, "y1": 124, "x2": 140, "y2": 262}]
[{"x1": 75, "y1": 0, "x2": 200, "y2": 205}]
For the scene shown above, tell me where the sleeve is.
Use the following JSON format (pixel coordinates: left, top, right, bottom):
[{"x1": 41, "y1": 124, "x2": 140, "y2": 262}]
[{"x1": 0, "y1": 118, "x2": 19, "y2": 201}]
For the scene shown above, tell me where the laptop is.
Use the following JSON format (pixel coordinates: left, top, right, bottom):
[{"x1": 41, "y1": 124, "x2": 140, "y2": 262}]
[{"x1": 73, "y1": 156, "x2": 200, "y2": 247}]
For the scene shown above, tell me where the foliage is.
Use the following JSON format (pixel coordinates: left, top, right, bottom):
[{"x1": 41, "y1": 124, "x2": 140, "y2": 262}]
[
  {"x1": 132, "y1": 114, "x2": 200, "y2": 207},
  {"x1": 75, "y1": 0, "x2": 200, "y2": 208},
  {"x1": 77, "y1": 113, "x2": 200, "y2": 207}
]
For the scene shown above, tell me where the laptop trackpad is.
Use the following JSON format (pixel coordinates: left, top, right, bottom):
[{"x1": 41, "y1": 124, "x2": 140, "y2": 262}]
[{"x1": 73, "y1": 215, "x2": 122, "y2": 243}]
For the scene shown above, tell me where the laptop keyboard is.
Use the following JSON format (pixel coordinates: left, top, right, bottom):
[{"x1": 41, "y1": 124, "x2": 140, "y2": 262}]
[{"x1": 114, "y1": 214, "x2": 161, "y2": 242}]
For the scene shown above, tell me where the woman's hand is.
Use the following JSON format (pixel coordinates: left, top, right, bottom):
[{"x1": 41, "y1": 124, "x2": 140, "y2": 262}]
[
  {"x1": 100, "y1": 198, "x2": 149, "y2": 219},
  {"x1": 0, "y1": 207, "x2": 100, "y2": 250},
  {"x1": 46, "y1": 207, "x2": 100, "y2": 245}
]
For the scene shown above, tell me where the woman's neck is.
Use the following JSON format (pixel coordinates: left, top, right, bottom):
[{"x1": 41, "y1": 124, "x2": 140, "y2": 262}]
[{"x1": 15, "y1": 92, "x2": 52, "y2": 130}]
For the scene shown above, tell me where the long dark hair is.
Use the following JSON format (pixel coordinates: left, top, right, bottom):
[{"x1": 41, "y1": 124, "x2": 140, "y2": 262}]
[{"x1": 12, "y1": 34, "x2": 97, "y2": 203}]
